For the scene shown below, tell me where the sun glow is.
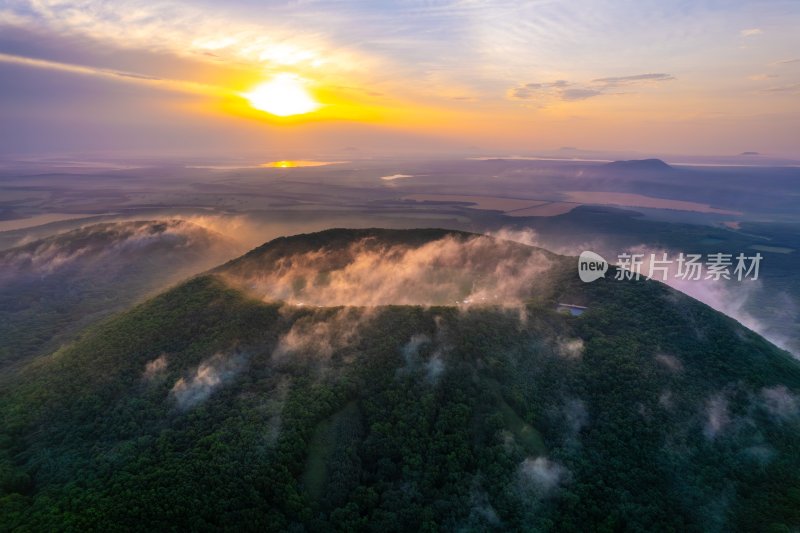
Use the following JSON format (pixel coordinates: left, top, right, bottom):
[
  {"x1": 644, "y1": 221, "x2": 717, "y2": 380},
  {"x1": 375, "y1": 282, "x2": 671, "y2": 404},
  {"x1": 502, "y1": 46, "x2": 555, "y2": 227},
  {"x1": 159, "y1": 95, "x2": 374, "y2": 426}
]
[
  {"x1": 243, "y1": 74, "x2": 320, "y2": 117},
  {"x1": 260, "y1": 160, "x2": 343, "y2": 168}
]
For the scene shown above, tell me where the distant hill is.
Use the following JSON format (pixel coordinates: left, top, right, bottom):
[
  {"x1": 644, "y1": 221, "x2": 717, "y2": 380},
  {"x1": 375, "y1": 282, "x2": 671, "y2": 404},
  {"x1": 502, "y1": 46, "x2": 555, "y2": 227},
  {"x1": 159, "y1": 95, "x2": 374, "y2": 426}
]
[
  {"x1": 1, "y1": 228, "x2": 799, "y2": 531},
  {"x1": 0, "y1": 219, "x2": 239, "y2": 367},
  {"x1": 603, "y1": 158, "x2": 675, "y2": 172}
]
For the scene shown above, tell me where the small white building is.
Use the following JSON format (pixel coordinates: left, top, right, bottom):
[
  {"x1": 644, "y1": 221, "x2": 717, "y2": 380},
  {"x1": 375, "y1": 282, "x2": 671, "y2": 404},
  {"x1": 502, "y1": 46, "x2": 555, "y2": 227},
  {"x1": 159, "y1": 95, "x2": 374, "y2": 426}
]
[{"x1": 556, "y1": 303, "x2": 587, "y2": 316}]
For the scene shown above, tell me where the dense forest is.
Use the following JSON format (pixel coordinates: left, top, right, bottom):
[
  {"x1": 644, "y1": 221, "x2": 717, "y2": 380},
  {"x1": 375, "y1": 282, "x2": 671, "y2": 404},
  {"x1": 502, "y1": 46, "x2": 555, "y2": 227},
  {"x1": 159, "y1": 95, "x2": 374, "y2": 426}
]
[{"x1": 2, "y1": 228, "x2": 799, "y2": 531}]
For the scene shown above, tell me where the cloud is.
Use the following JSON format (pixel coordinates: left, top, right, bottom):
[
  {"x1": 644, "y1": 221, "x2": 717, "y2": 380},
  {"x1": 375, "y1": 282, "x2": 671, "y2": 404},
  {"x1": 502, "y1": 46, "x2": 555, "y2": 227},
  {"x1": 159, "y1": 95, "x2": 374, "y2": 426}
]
[
  {"x1": 424, "y1": 352, "x2": 445, "y2": 383},
  {"x1": 703, "y1": 394, "x2": 730, "y2": 439},
  {"x1": 764, "y1": 83, "x2": 800, "y2": 94},
  {"x1": 622, "y1": 245, "x2": 798, "y2": 355},
  {"x1": 509, "y1": 80, "x2": 566, "y2": 99},
  {"x1": 223, "y1": 234, "x2": 553, "y2": 307},
  {"x1": 551, "y1": 397, "x2": 588, "y2": 449},
  {"x1": 561, "y1": 88, "x2": 603, "y2": 101},
  {"x1": 556, "y1": 338, "x2": 584, "y2": 360},
  {"x1": 748, "y1": 73, "x2": 777, "y2": 81},
  {"x1": 0, "y1": 52, "x2": 226, "y2": 97},
  {"x1": 517, "y1": 457, "x2": 569, "y2": 497},
  {"x1": 654, "y1": 353, "x2": 683, "y2": 372},
  {"x1": 744, "y1": 445, "x2": 775, "y2": 465},
  {"x1": 760, "y1": 386, "x2": 799, "y2": 420},
  {"x1": 563, "y1": 398, "x2": 588, "y2": 436},
  {"x1": 2, "y1": 0, "x2": 797, "y2": 156},
  {"x1": 467, "y1": 484, "x2": 502, "y2": 527},
  {"x1": 402, "y1": 333, "x2": 432, "y2": 366},
  {"x1": 488, "y1": 227, "x2": 603, "y2": 257},
  {"x1": 740, "y1": 28, "x2": 763, "y2": 37},
  {"x1": 509, "y1": 80, "x2": 599, "y2": 102},
  {"x1": 509, "y1": 73, "x2": 674, "y2": 104},
  {"x1": 143, "y1": 354, "x2": 168, "y2": 379},
  {"x1": 0, "y1": 219, "x2": 233, "y2": 280},
  {"x1": 774, "y1": 58, "x2": 800, "y2": 65},
  {"x1": 272, "y1": 307, "x2": 368, "y2": 362},
  {"x1": 591, "y1": 73, "x2": 675, "y2": 87},
  {"x1": 398, "y1": 327, "x2": 447, "y2": 384},
  {"x1": 1, "y1": 0, "x2": 365, "y2": 77},
  {"x1": 659, "y1": 390, "x2": 674, "y2": 409},
  {"x1": 171, "y1": 351, "x2": 245, "y2": 409},
  {"x1": 166, "y1": 214, "x2": 261, "y2": 250},
  {"x1": 678, "y1": 279, "x2": 795, "y2": 355},
  {"x1": 487, "y1": 228, "x2": 542, "y2": 247}
]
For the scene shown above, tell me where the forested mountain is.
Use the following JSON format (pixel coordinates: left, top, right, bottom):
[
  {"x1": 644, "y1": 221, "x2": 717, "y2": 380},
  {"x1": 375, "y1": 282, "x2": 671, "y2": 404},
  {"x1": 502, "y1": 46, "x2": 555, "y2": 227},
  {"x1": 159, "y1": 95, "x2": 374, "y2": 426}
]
[
  {"x1": 0, "y1": 220, "x2": 238, "y2": 368},
  {"x1": 1, "y1": 228, "x2": 799, "y2": 532}
]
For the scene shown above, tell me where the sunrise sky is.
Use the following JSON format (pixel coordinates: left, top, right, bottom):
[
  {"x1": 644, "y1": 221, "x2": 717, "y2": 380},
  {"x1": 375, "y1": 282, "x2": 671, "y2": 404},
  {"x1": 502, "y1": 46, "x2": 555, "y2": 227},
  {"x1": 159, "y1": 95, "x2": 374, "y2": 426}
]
[{"x1": 1, "y1": 0, "x2": 798, "y2": 157}]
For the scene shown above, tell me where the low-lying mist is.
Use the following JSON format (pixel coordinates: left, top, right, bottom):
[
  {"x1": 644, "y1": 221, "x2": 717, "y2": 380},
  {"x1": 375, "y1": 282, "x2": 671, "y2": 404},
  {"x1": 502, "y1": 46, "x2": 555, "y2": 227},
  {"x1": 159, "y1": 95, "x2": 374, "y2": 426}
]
[
  {"x1": 0, "y1": 219, "x2": 237, "y2": 282},
  {"x1": 221, "y1": 233, "x2": 557, "y2": 307},
  {"x1": 620, "y1": 245, "x2": 799, "y2": 356},
  {"x1": 493, "y1": 230, "x2": 798, "y2": 356}
]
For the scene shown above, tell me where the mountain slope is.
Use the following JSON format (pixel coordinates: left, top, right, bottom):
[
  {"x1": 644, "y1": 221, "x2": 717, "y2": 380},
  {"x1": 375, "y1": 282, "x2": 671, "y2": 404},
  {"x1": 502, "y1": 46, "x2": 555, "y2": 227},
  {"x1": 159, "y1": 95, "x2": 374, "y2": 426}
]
[
  {"x1": 0, "y1": 219, "x2": 240, "y2": 368},
  {"x1": 1, "y1": 228, "x2": 799, "y2": 532}
]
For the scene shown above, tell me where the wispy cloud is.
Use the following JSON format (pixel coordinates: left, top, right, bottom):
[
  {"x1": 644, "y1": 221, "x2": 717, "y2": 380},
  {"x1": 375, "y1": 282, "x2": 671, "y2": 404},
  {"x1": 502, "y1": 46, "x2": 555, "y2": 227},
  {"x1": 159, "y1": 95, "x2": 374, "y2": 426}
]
[
  {"x1": 508, "y1": 73, "x2": 675, "y2": 104},
  {"x1": 703, "y1": 394, "x2": 730, "y2": 439},
  {"x1": 509, "y1": 80, "x2": 601, "y2": 103},
  {"x1": 561, "y1": 88, "x2": 604, "y2": 101},
  {"x1": 0, "y1": 52, "x2": 228, "y2": 96},
  {"x1": 171, "y1": 351, "x2": 246, "y2": 409},
  {"x1": 143, "y1": 354, "x2": 168, "y2": 380},
  {"x1": 740, "y1": 28, "x2": 763, "y2": 37},
  {"x1": 510, "y1": 80, "x2": 572, "y2": 100},
  {"x1": 761, "y1": 386, "x2": 800, "y2": 420},
  {"x1": 224, "y1": 233, "x2": 553, "y2": 307},
  {"x1": 591, "y1": 73, "x2": 675, "y2": 88},
  {"x1": 748, "y1": 73, "x2": 778, "y2": 81},
  {"x1": 1, "y1": 0, "x2": 363, "y2": 75},
  {"x1": 764, "y1": 83, "x2": 800, "y2": 94},
  {"x1": 517, "y1": 456, "x2": 569, "y2": 497}
]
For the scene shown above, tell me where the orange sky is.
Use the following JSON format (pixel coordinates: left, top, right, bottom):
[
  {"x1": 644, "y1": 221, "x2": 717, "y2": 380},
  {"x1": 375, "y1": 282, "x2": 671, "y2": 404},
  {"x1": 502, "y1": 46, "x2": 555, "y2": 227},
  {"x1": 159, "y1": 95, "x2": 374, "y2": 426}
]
[{"x1": 0, "y1": 1, "x2": 798, "y2": 157}]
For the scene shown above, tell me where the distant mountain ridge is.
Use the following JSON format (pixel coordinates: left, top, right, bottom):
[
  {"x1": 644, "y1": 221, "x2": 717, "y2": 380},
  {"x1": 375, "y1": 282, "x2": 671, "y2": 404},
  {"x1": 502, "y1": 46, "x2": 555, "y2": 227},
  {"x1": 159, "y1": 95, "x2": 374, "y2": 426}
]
[{"x1": 603, "y1": 158, "x2": 675, "y2": 171}]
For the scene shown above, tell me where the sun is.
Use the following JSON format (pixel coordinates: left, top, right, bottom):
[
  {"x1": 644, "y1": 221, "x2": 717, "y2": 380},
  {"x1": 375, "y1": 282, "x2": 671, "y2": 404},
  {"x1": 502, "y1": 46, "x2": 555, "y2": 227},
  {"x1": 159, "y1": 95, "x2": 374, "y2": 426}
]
[{"x1": 243, "y1": 74, "x2": 320, "y2": 117}]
